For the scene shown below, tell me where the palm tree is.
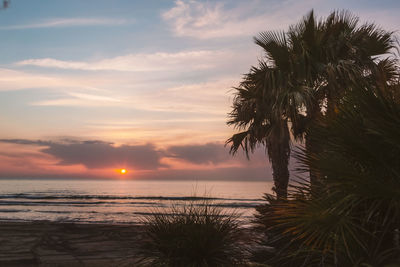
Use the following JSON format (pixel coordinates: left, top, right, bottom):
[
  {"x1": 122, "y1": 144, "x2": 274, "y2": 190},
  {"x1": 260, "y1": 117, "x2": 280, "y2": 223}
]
[
  {"x1": 227, "y1": 60, "x2": 294, "y2": 200},
  {"x1": 227, "y1": 10, "x2": 395, "y2": 197}
]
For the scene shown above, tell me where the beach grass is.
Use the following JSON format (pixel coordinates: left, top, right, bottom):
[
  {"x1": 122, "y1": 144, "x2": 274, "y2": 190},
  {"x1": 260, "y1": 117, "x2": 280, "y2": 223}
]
[{"x1": 136, "y1": 198, "x2": 246, "y2": 267}]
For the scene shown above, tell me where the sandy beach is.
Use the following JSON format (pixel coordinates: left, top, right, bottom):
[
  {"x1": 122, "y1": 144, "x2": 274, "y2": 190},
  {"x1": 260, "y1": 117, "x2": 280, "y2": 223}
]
[{"x1": 0, "y1": 221, "x2": 143, "y2": 266}]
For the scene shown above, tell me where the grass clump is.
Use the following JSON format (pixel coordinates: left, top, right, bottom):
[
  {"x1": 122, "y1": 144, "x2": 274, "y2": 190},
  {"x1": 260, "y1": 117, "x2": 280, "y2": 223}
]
[{"x1": 137, "y1": 198, "x2": 245, "y2": 267}]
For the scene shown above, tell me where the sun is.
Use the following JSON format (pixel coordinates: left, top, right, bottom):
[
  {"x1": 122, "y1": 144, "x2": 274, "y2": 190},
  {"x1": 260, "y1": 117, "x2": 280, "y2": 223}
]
[{"x1": 114, "y1": 168, "x2": 130, "y2": 176}]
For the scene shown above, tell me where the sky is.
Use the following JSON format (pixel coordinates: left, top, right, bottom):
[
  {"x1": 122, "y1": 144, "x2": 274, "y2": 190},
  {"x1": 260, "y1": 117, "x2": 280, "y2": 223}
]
[{"x1": 0, "y1": 0, "x2": 399, "y2": 180}]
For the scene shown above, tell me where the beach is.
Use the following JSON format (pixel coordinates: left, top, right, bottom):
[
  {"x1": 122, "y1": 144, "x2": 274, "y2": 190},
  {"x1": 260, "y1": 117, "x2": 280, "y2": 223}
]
[
  {"x1": 0, "y1": 221, "x2": 259, "y2": 266},
  {"x1": 0, "y1": 221, "x2": 143, "y2": 266}
]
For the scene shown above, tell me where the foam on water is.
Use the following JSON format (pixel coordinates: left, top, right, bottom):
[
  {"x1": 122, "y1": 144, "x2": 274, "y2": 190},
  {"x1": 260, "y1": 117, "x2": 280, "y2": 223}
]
[{"x1": 0, "y1": 179, "x2": 273, "y2": 224}]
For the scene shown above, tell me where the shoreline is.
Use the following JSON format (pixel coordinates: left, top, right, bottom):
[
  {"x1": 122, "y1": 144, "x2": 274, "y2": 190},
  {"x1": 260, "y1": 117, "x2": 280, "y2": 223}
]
[
  {"x1": 0, "y1": 218, "x2": 145, "y2": 226},
  {"x1": 0, "y1": 221, "x2": 144, "y2": 266}
]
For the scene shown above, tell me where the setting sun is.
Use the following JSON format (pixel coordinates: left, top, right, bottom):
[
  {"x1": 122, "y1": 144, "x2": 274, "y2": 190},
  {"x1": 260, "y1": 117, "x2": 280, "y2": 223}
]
[{"x1": 120, "y1": 169, "x2": 127, "y2": 174}]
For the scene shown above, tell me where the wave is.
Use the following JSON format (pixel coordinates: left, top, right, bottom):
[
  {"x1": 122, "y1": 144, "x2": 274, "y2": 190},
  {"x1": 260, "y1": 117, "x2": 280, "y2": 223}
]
[
  {"x1": 0, "y1": 193, "x2": 263, "y2": 202},
  {"x1": 0, "y1": 200, "x2": 260, "y2": 209},
  {"x1": 0, "y1": 208, "x2": 30, "y2": 213},
  {"x1": 38, "y1": 210, "x2": 127, "y2": 215},
  {"x1": 132, "y1": 212, "x2": 255, "y2": 217},
  {"x1": 0, "y1": 217, "x2": 143, "y2": 225},
  {"x1": 0, "y1": 200, "x2": 170, "y2": 207}
]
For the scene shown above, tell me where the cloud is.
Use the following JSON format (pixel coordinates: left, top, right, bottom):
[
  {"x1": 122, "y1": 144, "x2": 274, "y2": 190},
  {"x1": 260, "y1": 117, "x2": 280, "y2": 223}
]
[
  {"x1": 0, "y1": 139, "x2": 50, "y2": 146},
  {"x1": 134, "y1": 77, "x2": 237, "y2": 115},
  {"x1": 0, "y1": 139, "x2": 165, "y2": 170},
  {"x1": 31, "y1": 92, "x2": 122, "y2": 107},
  {"x1": 0, "y1": 17, "x2": 130, "y2": 30},
  {"x1": 10, "y1": 49, "x2": 256, "y2": 111},
  {"x1": 162, "y1": 0, "x2": 400, "y2": 40},
  {"x1": 0, "y1": 139, "x2": 269, "y2": 169},
  {"x1": 16, "y1": 50, "x2": 235, "y2": 72},
  {"x1": 0, "y1": 68, "x2": 103, "y2": 91},
  {"x1": 0, "y1": 139, "x2": 287, "y2": 180},
  {"x1": 162, "y1": 0, "x2": 318, "y2": 39},
  {"x1": 167, "y1": 143, "x2": 230, "y2": 164},
  {"x1": 0, "y1": 67, "x2": 238, "y2": 111},
  {"x1": 0, "y1": 68, "x2": 125, "y2": 106},
  {"x1": 166, "y1": 142, "x2": 268, "y2": 166},
  {"x1": 42, "y1": 141, "x2": 164, "y2": 170}
]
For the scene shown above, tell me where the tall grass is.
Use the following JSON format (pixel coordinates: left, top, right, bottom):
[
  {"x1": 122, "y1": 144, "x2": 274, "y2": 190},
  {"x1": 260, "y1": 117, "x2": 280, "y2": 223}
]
[{"x1": 137, "y1": 198, "x2": 246, "y2": 267}]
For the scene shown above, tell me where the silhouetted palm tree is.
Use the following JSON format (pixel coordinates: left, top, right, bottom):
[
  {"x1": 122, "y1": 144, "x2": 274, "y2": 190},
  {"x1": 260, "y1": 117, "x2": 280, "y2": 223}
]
[
  {"x1": 227, "y1": 61, "x2": 293, "y2": 199},
  {"x1": 227, "y1": 10, "x2": 395, "y2": 198}
]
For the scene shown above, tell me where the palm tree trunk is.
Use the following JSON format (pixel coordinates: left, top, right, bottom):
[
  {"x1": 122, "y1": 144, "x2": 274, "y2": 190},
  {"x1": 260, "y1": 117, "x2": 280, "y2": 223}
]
[
  {"x1": 305, "y1": 132, "x2": 321, "y2": 188},
  {"x1": 306, "y1": 105, "x2": 323, "y2": 191},
  {"x1": 270, "y1": 142, "x2": 289, "y2": 199},
  {"x1": 268, "y1": 121, "x2": 290, "y2": 199}
]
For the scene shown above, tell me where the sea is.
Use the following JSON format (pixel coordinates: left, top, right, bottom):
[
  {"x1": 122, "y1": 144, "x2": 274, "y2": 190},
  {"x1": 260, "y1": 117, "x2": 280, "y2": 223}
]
[{"x1": 0, "y1": 179, "x2": 272, "y2": 225}]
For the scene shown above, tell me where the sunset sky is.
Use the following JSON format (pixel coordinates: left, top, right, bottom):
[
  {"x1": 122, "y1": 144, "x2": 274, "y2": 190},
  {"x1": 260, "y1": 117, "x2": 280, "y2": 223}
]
[{"x1": 0, "y1": 0, "x2": 398, "y2": 180}]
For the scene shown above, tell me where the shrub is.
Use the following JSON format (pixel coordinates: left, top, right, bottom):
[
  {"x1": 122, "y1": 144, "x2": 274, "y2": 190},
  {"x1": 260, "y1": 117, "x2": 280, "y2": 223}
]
[
  {"x1": 137, "y1": 198, "x2": 246, "y2": 267},
  {"x1": 253, "y1": 81, "x2": 400, "y2": 266}
]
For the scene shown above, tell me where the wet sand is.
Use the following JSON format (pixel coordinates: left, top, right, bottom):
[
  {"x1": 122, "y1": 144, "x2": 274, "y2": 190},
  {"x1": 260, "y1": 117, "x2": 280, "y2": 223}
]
[{"x1": 0, "y1": 221, "x2": 143, "y2": 266}]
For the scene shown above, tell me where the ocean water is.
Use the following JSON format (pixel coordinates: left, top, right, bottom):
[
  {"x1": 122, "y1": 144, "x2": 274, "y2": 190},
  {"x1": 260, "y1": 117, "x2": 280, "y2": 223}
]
[{"x1": 0, "y1": 179, "x2": 273, "y2": 224}]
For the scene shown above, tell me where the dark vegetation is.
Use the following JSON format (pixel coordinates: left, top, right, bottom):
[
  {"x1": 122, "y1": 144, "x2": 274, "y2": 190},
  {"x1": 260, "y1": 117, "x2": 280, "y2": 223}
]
[
  {"x1": 254, "y1": 82, "x2": 400, "y2": 266},
  {"x1": 237, "y1": 10, "x2": 400, "y2": 267},
  {"x1": 140, "y1": 10, "x2": 400, "y2": 267},
  {"x1": 137, "y1": 200, "x2": 246, "y2": 267}
]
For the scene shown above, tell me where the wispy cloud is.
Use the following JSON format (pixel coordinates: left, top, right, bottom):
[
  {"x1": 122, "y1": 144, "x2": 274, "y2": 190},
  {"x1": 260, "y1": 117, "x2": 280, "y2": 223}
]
[
  {"x1": 162, "y1": 0, "x2": 400, "y2": 40},
  {"x1": 0, "y1": 68, "x2": 123, "y2": 107},
  {"x1": 162, "y1": 0, "x2": 318, "y2": 39},
  {"x1": 0, "y1": 68, "x2": 103, "y2": 92},
  {"x1": 31, "y1": 92, "x2": 123, "y2": 107},
  {"x1": 16, "y1": 49, "x2": 238, "y2": 72},
  {"x1": 12, "y1": 48, "x2": 256, "y2": 111},
  {"x1": 136, "y1": 78, "x2": 235, "y2": 114},
  {"x1": 0, "y1": 17, "x2": 131, "y2": 30},
  {"x1": 0, "y1": 67, "x2": 236, "y2": 111}
]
